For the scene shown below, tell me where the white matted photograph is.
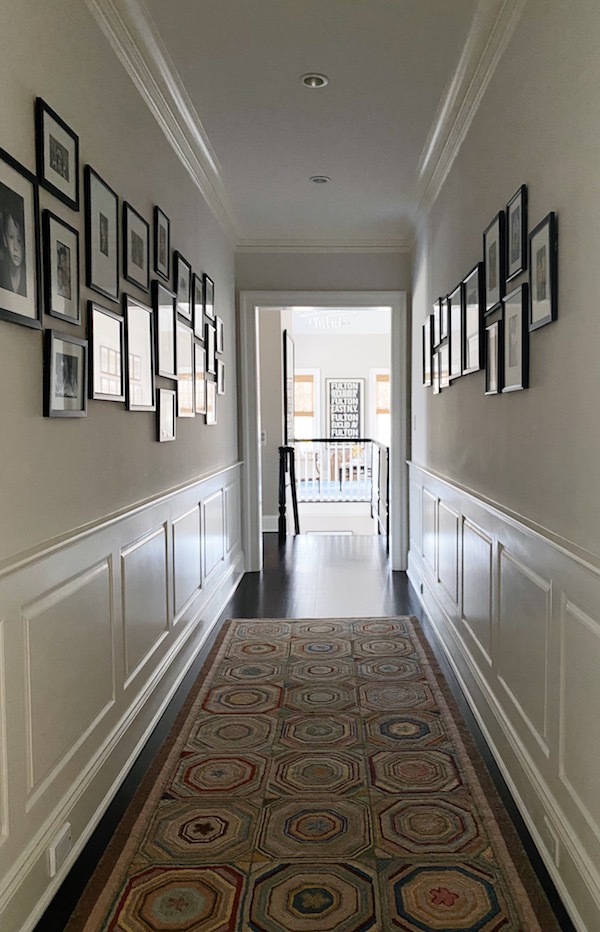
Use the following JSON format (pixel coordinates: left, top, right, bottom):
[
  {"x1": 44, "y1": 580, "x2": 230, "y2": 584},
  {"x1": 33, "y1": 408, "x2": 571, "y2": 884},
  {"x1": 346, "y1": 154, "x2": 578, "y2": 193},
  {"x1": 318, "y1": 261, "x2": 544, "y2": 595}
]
[
  {"x1": 35, "y1": 98, "x2": 79, "y2": 210},
  {"x1": 44, "y1": 329, "x2": 87, "y2": 417},
  {"x1": 123, "y1": 202, "x2": 149, "y2": 291},
  {"x1": 85, "y1": 166, "x2": 119, "y2": 301},
  {"x1": 43, "y1": 210, "x2": 79, "y2": 323},
  {"x1": 89, "y1": 301, "x2": 124, "y2": 401},
  {"x1": 206, "y1": 378, "x2": 217, "y2": 424},
  {"x1": 502, "y1": 283, "x2": 529, "y2": 392},
  {"x1": 176, "y1": 320, "x2": 194, "y2": 417},
  {"x1": 0, "y1": 148, "x2": 41, "y2": 328},
  {"x1": 125, "y1": 294, "x2": 155, "y2": 411},
  {"x1": 157, "y1": 388, "x2": 176, "y2": 441}
]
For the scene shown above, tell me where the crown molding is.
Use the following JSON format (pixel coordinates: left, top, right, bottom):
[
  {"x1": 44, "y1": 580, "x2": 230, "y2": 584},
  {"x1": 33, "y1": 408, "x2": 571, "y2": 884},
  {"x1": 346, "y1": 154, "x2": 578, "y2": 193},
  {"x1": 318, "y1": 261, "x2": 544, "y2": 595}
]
[
  {"x1": 236, "y1": 237, "x2": 413, "y2": 255},
  {"x1": 84, "y1": 0, "x2": 240, "y2": 244},
  {"x1": 416, "y1": 0, "x2": 528, "y2": 220}
]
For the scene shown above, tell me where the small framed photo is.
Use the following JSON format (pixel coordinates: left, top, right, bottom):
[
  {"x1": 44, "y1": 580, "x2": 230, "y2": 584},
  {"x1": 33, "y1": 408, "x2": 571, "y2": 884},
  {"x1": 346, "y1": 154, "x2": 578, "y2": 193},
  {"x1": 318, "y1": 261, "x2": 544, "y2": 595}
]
[
  {"x1": 176, "y1": 320, "x2": 194, "y2": 417},
  {"x1": 124, "y1": 294, "x2": 155, "y2": 411},
  {"x1": 35, "y1": 98, "x2": 79, "y2": 210},
  {"x1": 152, "y1": 280, "x2": 176, "y2": 379},
  {"x1": 157, "y1": 388, "x2": 176, "y2": 441},
  {"x1": 529, "y1": 212, "x2": 558, "y2": 331},
  {"x1": 89, "y1": 301, "x2": 125, "y2": 401},
  {"x1": 205, "y1": 321, "x2": 216, "y2": 374},
  {"x1": 217, "y1": 358, "x2": 225, "y2": 395},
  {"x1": 506, "y1": 184, "x2": 527, "y2": 282},
  {"x1": 174, "y1": 251, "x2": 191, "y2": 320},
  {"x1": 43, "y1": 210, "x2": 80, "y2": 323},
  {"x1": 216, "y1": 316, "x2": 224, "y2": 354},
  {"x1": 203, "y1": 273, "x2": 215, "y2": 319},
  {"x1": 448, "y1": 284, "x2": 463, "y2": 380},
  {"x1": 0, "y1": 148, "x2": 41, "y2": 329},
  {"x1": 439, "y1": 343, "x2": 450, "y2": 389},
  {"x1": 192, "y1": 272, "x2": 204, "y2": 338},
  {"x1": 206, "y1": 378, "x2": 217, "y2": 425},
  {"x1": 503, "y1": 283, "x2": 529, "y2": 393},
  {"x1": 84, "y1": 166, "x2": 119, "y2": 301},
  {"x1": 123, "y1": 202, "x2": 149, "y2": 291},
  {"x1": 485, "y1": 319, "x2": 503, "y2": 395},
  {"x1": 153, "y1": 206, "x2": 170, "y2": 281},
  {"x1": 195, "y1": 342, "x2": 206, "y2": 414},
  {"x1": 44, "y1": 329, "x2": 87, "y2": 417},
  {"x1": 462, "y1": 263, "x2": 484, "y2": 375},
  {"x1": 432, "y1": 352, "x2": 441, "y2": 395},
  {"x1": 483, "y1": 211, "x2": 505, "y2": 313},
  {"x1": 422, "y1": 314, "x2": 433, "y2": 387},
  {"x1": 432, "y1": 299, "x2": 441, "y2": 346}
]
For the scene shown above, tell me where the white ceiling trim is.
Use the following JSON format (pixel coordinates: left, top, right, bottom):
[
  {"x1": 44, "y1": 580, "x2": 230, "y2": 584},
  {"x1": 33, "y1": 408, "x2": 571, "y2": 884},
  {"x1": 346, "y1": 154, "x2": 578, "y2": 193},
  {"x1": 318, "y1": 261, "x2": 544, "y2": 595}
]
[
  {"x1": 236, "y1": 238, "x2": 412, "y2": 255},
  {"x1": 417, "y1": 0, "x2": 528, "y2": 219},
  {"x1": 84, "y1": 0, "x2": 240, "y2": 243}
]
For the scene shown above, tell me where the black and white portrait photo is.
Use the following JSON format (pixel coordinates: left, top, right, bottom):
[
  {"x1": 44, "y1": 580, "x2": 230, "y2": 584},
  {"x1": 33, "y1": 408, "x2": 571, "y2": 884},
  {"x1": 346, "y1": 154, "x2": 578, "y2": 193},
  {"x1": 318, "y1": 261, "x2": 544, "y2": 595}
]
[
  {"x1": 0, "y1": 181, "x2": 27, "y2": 297},
  {"x1": 536, "y1": 245, "x2": 547, "y2": 301},
  {"x1": 510, "y1": 205, "x2": 521, "y2": 266},
  {"x1": 131, "y1": 229, "x2": 144, "y2": 269},
  {"x1": 56, "y1": 240, "x2": 71, "y2": 299},
  {"x1": 43, "y1": 210, "x2": 80, "y2": 323},
  {"x1": 49, "y1": 133, "x2": 70, "y2": 182},
  {"x1": 55, "y1": 351, "x2": 78, "y2": 398},
  {"x1": 99, "y1": 212, "x2": 109, "y2": 257}
]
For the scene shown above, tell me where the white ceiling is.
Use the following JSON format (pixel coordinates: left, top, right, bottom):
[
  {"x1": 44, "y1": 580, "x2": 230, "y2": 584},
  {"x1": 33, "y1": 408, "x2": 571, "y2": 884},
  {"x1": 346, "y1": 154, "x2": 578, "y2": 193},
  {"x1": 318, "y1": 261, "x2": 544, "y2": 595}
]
[{"x1": 136, "y1": 0, "x2": 478, "y2": 247}]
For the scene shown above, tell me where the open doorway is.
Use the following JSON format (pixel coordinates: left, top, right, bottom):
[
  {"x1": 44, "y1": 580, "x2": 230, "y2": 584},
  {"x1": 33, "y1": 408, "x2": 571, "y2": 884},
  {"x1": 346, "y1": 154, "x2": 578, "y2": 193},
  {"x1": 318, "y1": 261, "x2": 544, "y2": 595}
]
[{"x1": 239, "y1": 290, "x2": 408, "y2": 572}]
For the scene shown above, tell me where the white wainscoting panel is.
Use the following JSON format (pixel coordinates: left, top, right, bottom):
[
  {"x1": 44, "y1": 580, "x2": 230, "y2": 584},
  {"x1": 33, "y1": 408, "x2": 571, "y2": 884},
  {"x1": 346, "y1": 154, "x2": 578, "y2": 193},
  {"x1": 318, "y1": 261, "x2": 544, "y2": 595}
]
[
  {"x1": 409, "y1": 479, "x2": 422, "y2": 552},
  {"x1": 0, "y1": 463, "x2": 244, "y2": 932},
  {"x1": 172, "y1": 507, "x2": 201, "y2": 621},
  {"x1": 461, "y1": 518, "x2": 493, "y2": 665},
  {"x1": 407, "y1": 462, "x2": 600, "y2": 932},
  {"x1": 122, "y1": 527, "x2": 169, "y2": 683}
]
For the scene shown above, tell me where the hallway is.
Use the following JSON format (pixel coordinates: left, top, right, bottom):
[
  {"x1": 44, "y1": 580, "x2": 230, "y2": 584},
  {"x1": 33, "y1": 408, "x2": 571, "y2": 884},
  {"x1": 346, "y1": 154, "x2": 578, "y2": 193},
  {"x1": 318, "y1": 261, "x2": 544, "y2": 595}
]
[{"x1": 39, "y1": 535, "x2": 573, "y2": 931}]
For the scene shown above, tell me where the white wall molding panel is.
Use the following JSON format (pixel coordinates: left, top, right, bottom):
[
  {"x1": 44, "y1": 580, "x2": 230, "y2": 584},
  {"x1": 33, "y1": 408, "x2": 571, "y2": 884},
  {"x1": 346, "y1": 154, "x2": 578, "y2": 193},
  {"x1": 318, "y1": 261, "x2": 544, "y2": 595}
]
[
  {"x1": 408, "y1": 462, "x2": 600, "y2": 932},
  {"x1": 0, "y1": 464, "x2": 244, "y2": 932}
]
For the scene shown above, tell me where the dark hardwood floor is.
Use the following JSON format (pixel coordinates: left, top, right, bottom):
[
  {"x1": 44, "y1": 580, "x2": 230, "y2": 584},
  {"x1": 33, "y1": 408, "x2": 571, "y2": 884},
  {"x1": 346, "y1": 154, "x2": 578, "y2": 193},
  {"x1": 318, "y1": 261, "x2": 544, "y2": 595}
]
[{"x1": 36, "y1": 533, "x2": 574, "y2": 931}]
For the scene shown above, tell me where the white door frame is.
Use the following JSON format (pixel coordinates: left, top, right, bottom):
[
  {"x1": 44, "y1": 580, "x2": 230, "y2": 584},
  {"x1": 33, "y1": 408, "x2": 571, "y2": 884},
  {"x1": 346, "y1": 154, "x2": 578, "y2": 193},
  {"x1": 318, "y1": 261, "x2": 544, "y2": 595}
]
[{"x1": 239, "y1": 290, "x2": 409, "y2": 571}]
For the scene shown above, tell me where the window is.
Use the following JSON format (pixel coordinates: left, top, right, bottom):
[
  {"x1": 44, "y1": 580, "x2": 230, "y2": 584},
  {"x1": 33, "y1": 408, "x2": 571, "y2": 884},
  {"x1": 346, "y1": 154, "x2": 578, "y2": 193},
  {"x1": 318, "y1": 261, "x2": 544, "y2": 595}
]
[
  {"x1": 373, "y1": 371, "x2": 390, "y2": 445},
  {"x1": 294, "y1": 371, "x2": 319, "y2": 439}
]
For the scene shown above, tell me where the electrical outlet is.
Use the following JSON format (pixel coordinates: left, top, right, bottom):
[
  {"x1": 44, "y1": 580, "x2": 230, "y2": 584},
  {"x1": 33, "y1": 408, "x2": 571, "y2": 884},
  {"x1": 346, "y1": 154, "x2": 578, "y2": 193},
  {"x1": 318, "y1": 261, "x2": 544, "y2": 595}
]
[
  {"x1": 47, "y1": 823, "x2": 72, "y2": 877},
  {"x1": 260, "y1": 430, "x2": 267, "y2": 446}
]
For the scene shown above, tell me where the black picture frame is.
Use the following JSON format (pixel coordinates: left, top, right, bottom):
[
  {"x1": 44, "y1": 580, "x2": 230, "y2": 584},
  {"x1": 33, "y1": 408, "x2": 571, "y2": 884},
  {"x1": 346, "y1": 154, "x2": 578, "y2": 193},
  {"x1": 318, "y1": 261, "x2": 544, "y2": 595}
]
[
  {"x1": 43, "y1": 210, "x2": 80, "y2": 324},
  {"x1": 206, "y1": 378, "x2": 217, "y2": 425},
  {"x1": 44, "y1": 329, "x2": 88, "y2": 417},
  {"x1": 152, "y1": 279, "x2": 177, "y2": 379},
  {"x1": 192, "y1": 272, "x2": 204, "y2": 338},
  {"x1": 422, "y1": 314, "x2": 433, "y2": 387},
  {"x1": 506, "y1": 184, "x2": 527, "y2": 282},
  {"x1": 88, "y1": 300, "x2": 125, "y2": 402},
  {"x1": 123, "y1": 202, "x2": 149, "y2": 291},
  {"x1": 448, "y1": 283, "x2": 463, "y2": 381},
  {"x1": 176, "y1": 320, "x2": 194, "y2": 417},
  {"x1": 484, "y1": 319, "x2": 503, "y2": 395},
  {"x1": 35, "y1": 98, "x2": 79, "y2": 210},
  {"x1": 217, "y1": 358, "x2": 225, "y2": 395},
  {"x1": 174, "y1": 251, "x2": 191, "y2": 320},
  {"x1": 195, "y1": 341, "x2": 206, "y2": 415},
  {"x1": 216, "y1": 316, "x2": 224, "y2": 354},
  {"x1": 529, "y1": 212, "x2": 558, "y2": 331},
  {"x1": 483, "y1": 211, "x2": 506, "y2": 313},
  {"x1": 503, "y1": 283, "x2": 529, "y2": 393},
  {"x1": 462, "y1": 262, "x2": 484, "y2": 375},
  {"x1": 0, "y1": 148, "x2": 42, "y2": 329},
  {"x1": 84, "y1": 165, "x2": 119, "y2": 302},
  {"x1": 432, "y1": 299, "x2": 441, "y2": 346},
  {"x1": 203, "y1": 272, "x2": 215, "y2": 320},
  {"x1": 432, "y1": 352, "x2": 440, "y2": 395},
  {"x1": 157, "y1": 388, "x2": 176, "y2": 441},
  {"x1": 205, "y1": 321, "x2": 216, "y2": 374},
  {"x1": 440, "y1": 295, "x2": 449, "y2": 342},
  {"x1": 124, "y1": 294, "x2": 155, "y2": 411},
  {"x1": 153, "y1": 206, "x2": 170, "y2": 281}
]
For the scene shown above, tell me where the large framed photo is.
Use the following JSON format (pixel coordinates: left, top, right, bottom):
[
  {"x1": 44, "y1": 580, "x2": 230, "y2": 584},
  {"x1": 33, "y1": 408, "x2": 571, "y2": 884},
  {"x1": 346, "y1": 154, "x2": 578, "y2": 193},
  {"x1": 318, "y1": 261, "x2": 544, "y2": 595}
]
[
  {"x1": 529, "y1": 212, "x2": 558, "y2": 331},
  {"x1": 503, "y1": 283, "x2": 529, "y2": 393},
  {"x1": 157, "y1": 388, "x2": 176, "y2": 442},
  {"x1": 35, "y1": 98, "x2": 79, "y2": 210},
  {"x1": 192, "y1": 272, "x2": 204, "y2": 338},
  {"x1": 153, "y1": 206, "x2": 170, "y2": 281},
  {"x1": 216, "y1": 316, "x2": 224, "y2": 354},
  {"x1": 422, "y1": 314, "x2": 433, "y2": 387},
  {"x1": 176, "y1": 320, "x2": 194, "y2": 417},
  {"x1": 506, "y1": 184, "x2": 527, "y2": 282},
  {"x1": 89, "y1": 301, "x2": 125, "y2": 401},
  {"x1": 174, "y1": 251, "x2": 191, "y2": 320},
  {"x1": 439, "y1": 343, "x2": 450, "y2": 389},
  {"x1": 448, "y1": 284, "x2": 463, "y2": 381},
  {"x1": 124, "y1": 294, "x2": 155, "y2": 411},
  {"x1": 0, "y1": 149, "x2": 41, "y2": 329},
  {"x1": 43, "y1": 210, "x2": 80, "y2": 323},
  {"x1": 327, "y1": 378, "x2": 364, "y2": 438},
  {"x1": 44, "y1": 329, "x2": 87, "y2": 417},
  {"x1": 203, "y1": 273, "x2": 215, "y2": 320},
  {"x1": 84, "y1": 166, "x2": 118, "y2": 301},
  {"x1": 217, "y1": 358, "x2": 225, "y2": 395},
  {"x1": 152, "y1": 280, "x2": 176, "y2": 379},
  {"x1": 195, "y1": 342, "x2": 206, "y2": 414},
  {"x1": 123, "y1": 202, "x2": 149, "y2": 291},
  {"x1": 483, "y1": 211, "x2": 505, "y2": 313},
  {"x1": 206, "y1": 379, "x2": 217, "y2": 425},
  {"x1": 462, "y1": 263, "x2": 484, "y2": 375},
  {"x1": 205, "y1": 321, "x2": 216, "y2": 374},
  {"x1": 485, "y1": 319, "x2": 503, "y2": 395}
]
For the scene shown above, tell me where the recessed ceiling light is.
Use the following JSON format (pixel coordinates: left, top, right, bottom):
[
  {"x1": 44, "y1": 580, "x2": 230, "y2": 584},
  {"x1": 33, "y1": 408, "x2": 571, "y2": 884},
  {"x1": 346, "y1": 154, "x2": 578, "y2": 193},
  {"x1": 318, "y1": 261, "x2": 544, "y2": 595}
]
[
  {"x1": 300, "y1": 73, "x2": 329, "y2": 88},
  {"x1": 310, "y1": 175, "x2": 330, "y2": 184}
]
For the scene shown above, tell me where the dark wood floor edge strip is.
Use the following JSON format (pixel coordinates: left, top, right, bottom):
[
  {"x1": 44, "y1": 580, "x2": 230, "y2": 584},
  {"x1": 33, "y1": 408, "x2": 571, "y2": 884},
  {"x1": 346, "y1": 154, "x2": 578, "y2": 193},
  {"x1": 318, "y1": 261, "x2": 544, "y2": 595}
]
[{"x1": 63, "y1": 620, "x2": 232, "y2": 932}]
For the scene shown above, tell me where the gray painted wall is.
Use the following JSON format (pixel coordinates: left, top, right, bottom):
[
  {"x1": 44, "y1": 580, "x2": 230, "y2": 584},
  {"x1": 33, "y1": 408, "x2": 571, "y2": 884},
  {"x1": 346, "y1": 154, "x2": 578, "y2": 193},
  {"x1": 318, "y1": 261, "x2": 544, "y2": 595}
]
[{"x1": 236, "y1": 250, "x2": 410, "y2": 292}]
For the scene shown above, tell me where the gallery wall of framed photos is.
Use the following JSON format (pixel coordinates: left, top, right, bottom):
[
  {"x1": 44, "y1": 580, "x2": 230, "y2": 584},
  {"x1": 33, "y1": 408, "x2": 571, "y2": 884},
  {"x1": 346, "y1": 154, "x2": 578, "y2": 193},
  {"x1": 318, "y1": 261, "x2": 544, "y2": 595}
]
[
  {"x1": 0, "y1": 96, "x2": 229, "y2": 438},
  {"x1": 422, "y1": 181, "x2": 557, "y2": 401}
]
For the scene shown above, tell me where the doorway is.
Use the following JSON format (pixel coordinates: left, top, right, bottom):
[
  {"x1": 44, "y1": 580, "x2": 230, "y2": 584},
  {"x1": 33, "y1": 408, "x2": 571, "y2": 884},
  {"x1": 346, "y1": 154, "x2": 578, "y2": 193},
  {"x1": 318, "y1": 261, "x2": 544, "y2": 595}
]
[{"x1": 239, "y1": 290, "x2": 409, "y2": 571}]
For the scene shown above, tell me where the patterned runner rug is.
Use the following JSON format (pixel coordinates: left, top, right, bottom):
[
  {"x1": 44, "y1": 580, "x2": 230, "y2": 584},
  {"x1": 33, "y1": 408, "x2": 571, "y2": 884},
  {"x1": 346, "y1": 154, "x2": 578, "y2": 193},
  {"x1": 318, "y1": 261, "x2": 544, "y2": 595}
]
[{"x1": 67, "y1": 617, "x2": 560, "y2": 931}]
